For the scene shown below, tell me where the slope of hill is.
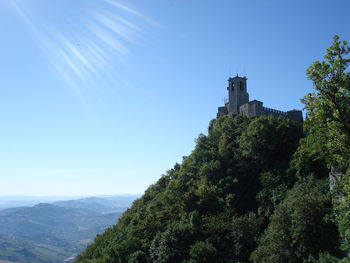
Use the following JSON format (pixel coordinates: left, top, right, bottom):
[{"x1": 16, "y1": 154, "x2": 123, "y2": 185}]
[
  {"x1": 75, "y1": 115, "x2": 342, "y2": 263},
  {"x1": 0, "y1": 196, "x2": 138, "y2": 263},
  {"x1": 0, "y1": 234, "x2": 68, "y2": 263}
]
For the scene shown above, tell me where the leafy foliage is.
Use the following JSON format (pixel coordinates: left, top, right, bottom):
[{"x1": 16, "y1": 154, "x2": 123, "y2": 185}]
[
  {"x1": 302, "y1": 35, "x2": 350, "y2": 254},
  {"x1": 251, "y1": 178, "x2": 341, "y2": 263},
  {"x1": 302, "y1": 35, "x2": 350, "y2": 169}
]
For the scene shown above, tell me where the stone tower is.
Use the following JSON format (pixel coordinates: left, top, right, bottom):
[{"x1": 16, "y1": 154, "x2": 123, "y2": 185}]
[{"x1": 227, "y1": 76, "x2": 249, "y2": 114}]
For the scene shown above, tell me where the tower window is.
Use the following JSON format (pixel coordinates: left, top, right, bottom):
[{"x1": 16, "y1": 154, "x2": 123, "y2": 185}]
[
  {"x1": 240, "y1": 81, "x2": 244, "y2": 91},
  {"x1": 231, "y1": 82, "x2": 234, "y2": 91}
]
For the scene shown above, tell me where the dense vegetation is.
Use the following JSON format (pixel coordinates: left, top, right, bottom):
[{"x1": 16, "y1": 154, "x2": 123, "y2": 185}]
[{"x1": 76, "y1": 36, "x2": 350, "y2": 263}]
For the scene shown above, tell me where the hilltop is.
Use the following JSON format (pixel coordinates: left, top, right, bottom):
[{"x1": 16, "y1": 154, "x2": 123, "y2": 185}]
[{"x1": 75, "y1": 115, "x2": 341, "y2": 262}]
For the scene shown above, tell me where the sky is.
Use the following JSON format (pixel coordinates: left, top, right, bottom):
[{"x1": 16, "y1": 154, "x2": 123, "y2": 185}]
[{"x1": 0, "y1": 0, "x2": 349, "y2": 196}]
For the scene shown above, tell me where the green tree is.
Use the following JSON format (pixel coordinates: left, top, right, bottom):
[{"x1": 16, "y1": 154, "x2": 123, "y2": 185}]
[
  {"x1": 251, "y1": 178, "x2": 341, "y2": 263},
  {"x1": 302, "y1": 35, "x2": 350, "y2": 253},
  {"x1": 239, "y1": 116, "x2": 302, "y2": 171},
  {"x1": 188, "y1": 241, "x2": 217, "y2": 263},
  {"x1": 303, "y1": 35, "x2": 350, "y2": 168},
  {"x1": 202, "y1": 212, "x2": 260, "y2": 263},
  {"x1": 149, "y1": 222, "x2": 197, "y2": 263}
]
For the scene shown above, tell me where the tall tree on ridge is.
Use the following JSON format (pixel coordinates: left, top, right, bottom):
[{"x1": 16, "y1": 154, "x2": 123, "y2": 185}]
[{"x1": 302, "y1": 35, "x2": 350, "y2": 253}]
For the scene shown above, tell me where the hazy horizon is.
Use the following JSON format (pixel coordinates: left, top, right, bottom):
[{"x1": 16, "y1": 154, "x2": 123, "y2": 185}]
[
  {"x1": 0, "y1": 193, "x2": 141, "y2": 211},
  {"x1": 0, "y1": 193, "x2": 141, "y2": 197}
]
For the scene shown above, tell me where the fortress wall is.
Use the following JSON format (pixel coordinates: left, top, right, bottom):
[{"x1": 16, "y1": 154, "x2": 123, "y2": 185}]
[
  {"x1": 217, "y1": 106, "x2": 228, "y2": 116},
  {"x1": 240, "y1": 100, "x2": 264, "y2": 117},
  {"x1": 239, "y1": 103, "x2": 252, "y2": 117},
  {"x1": 287, "y1": 110, "x2": 303, "y2": 123},
  {"x1": 262, "y1": 107, "x2": 288, "y2": 117}
]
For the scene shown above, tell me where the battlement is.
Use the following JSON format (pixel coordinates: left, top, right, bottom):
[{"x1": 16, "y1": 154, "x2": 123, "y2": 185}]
[{"x1": 263, "y1": 107, "x2": 287, "y2": 116}]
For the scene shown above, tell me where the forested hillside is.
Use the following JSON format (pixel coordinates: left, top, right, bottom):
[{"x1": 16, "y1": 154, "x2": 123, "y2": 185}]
[{"x1": 75, "y1": 36, "x2": 350, "y2": 263}]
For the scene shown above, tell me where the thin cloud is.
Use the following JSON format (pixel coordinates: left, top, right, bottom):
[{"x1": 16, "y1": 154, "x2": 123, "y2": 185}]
[
  {"x1": 104, "y1": 0, "x2": 145, "y2": 19},
  {"x1": 104, "y1": 0, "x2": 159, "y2": 27},
  {"x1": 6, "y1": 0, "x2": 153, "y2": 105}
]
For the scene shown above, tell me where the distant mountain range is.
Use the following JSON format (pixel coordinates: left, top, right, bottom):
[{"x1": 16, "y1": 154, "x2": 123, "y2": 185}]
[
  {"x1": 0, "y1": 194, "x2": 139, "y2": 210},
  {"x1": 53, "y1": 195, "x2": 137, "y2": 213},
  {"x1": 0, "y1": 195, "x2": 139, "y2": 263}
]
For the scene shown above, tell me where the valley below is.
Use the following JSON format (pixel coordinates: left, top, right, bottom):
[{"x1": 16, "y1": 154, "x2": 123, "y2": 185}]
[{"x1": 0, "y1": 195, "x2": 139, "y2": 263}]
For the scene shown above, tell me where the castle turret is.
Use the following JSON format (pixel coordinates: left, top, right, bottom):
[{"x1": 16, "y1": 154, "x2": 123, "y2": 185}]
[{"x1": 227, "y1": 76, "x2": 249, "y2": 114}]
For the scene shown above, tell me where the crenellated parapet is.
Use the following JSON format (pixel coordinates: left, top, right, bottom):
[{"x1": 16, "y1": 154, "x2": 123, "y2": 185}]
[{"x1": 263, "y1": 107, "x2": 288, "y2": 116}]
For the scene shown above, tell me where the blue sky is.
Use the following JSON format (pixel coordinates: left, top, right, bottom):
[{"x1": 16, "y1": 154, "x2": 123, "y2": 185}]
[{"x1": 0, "y1": 0, "x2": 349, "y2": 195}]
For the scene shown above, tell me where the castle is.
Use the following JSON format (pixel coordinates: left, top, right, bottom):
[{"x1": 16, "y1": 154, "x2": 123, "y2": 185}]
[{"x1": 217, "y1": 75, "x2": 303, "y2": 123}]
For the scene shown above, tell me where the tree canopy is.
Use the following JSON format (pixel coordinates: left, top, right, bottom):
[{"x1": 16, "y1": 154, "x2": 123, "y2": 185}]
[{"x1": 303, "y1": 35, "x2": 350, "y2": 254}]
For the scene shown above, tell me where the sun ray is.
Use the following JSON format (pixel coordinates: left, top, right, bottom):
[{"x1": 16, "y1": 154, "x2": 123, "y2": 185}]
[
  {"x1": 6, "y1": 0, "x2": 152, "y2": 105},
  {"x1": 104, "y1": 0, "x2": 145, "y2": 19},
  {"x1": 93, "y1": 12, "x2": 136, "y2": 43}
]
